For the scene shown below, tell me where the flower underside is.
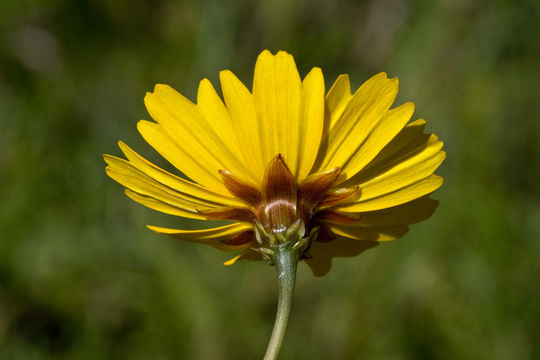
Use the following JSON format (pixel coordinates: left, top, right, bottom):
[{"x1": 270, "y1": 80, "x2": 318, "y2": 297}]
[
  {"x1": 104, "y1": 49, "x2": 445, "y2": 276},
  {"x1": 201, "y1": 154, "x2": 359, "y2": 260}
]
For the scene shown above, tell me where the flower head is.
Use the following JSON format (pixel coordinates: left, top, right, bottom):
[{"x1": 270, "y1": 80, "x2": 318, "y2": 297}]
[{"x1": 104, "y1": 50, "x2": 445, "y2": 276}]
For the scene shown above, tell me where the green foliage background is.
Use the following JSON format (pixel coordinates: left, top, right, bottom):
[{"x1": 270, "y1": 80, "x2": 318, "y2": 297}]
[{"x1": 1, "y1": 0, "x2": 539, "y2": 359}]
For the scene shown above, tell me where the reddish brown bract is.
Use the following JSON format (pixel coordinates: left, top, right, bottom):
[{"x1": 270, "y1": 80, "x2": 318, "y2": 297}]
[
  {"x1": 262, "y1": 155, "x2": 298, "y2": 233},
  {"x1": 201, "y1": 154, "x2": 360, "y2": 245}
]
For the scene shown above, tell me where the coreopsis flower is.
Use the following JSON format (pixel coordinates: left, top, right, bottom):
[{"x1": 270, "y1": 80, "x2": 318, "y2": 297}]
[
  {"x1": 104, "y1": 49, "x2": 444, "y2": 275},
  {"x1": 104, "y1": 49, "x2": 444, "y2": 359}
]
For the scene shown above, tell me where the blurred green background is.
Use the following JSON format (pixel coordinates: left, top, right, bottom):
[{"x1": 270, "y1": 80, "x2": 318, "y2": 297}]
[{"x1": 1, "y1": 0, "x2": 539, "y2": 359}]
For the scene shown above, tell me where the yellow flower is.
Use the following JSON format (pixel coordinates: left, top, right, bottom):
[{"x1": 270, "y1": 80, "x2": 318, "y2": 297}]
[{"x1": 104, "y1": 50, "x2": 445, "y2": 276}]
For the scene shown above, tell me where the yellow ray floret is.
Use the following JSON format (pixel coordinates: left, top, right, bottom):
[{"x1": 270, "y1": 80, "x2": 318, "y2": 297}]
[
  {"x1": 117, "y1": 142, "x2": 244, "y2": 207},
  {"x1": 147, "y1": 223, "x2": 254, "y2": 252},
  {"x1": 325, "y1": 74, "x2": 353, "y2": 132},
  {"x1": 314, "y1": 72, "x2": 399, "y2": 176}
]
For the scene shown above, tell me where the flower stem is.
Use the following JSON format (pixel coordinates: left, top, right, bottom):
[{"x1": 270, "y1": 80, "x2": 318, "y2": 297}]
[{"x1": 263, "y1": 243, "x2": 299, "y2": 360}]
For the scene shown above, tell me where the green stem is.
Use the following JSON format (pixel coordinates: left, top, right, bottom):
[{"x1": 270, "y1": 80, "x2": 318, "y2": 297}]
[{"x1": 263, "y1": 243, "x2": 299, "y2": 360}]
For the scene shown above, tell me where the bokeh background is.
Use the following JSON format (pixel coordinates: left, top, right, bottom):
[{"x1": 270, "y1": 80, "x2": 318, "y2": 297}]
[{"x1": 1, "y1": 0, "x2": 539, "y2": 359}]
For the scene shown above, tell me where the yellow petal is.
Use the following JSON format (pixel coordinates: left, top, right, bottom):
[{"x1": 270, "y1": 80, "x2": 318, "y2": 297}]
[
  {"x1": 220, "y1": 69, "x2": 266, "y2": 184},
  {"x1": 136, "y1": 120, "x2": 228, "y2": 194},
  {"x1": 337, "y1": 174, "x2": 444, "y2": 212},
  {"x1": 325, "y1": 74, "x2": 352, "y2": 132},
  {"x1": 339, "y1": 117, "x2": 432, "y2": 186},
  {"x1": 339, "y1": 102, "x2": 415, "y2": 180},
  {"x1": 145, "y1": 84, "x2": 256, "y2": 194},
  {"x1": 315, "y1": 73, "x2": 399, "y2": 173},
  {"x1": 196, "y1": 79, "x2": 257, "y2": 186},
  {"x1": 147, "y1": 223, "x2": 253, "y2": 251},
  {"x1": 117, "y1": 141, "x2": 245, "y2": 208},
  {"x1": 296, "y1": 67, "x2": 325, "y2": 182},
  {"x1": 124, "y1": 189, "x2": 203, "y2": 219},
  {"x1": 104, "y1": 155, "x2": 211, "y2": 219},
  {"x1": 253, "y1": 50, "x2": 302, "y2": 177},
  {"x1": 355, "y1": 132, "x2": 443, "y2": 184},
  {"x1": 304, "y1": 237, "x2": 378, "y2": 277},
  {"x1": 329, "y1": 224, "x2": 410, "y2": 242},
  {"x1": 334, "y1": 118, "x2": 445, "y2": 212},
  {"x1": 223, "y1": 248, "x2": 262, "y2": 266},
  {"x1": 355, "y1": 146, "x2": 445, "y2": 201},
  {"x1": 367, "y1": 119, "x2": 428, "y2": 167},
  {"x1": 223, "y1": 254, "x2": 242, "y2": 266}
]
